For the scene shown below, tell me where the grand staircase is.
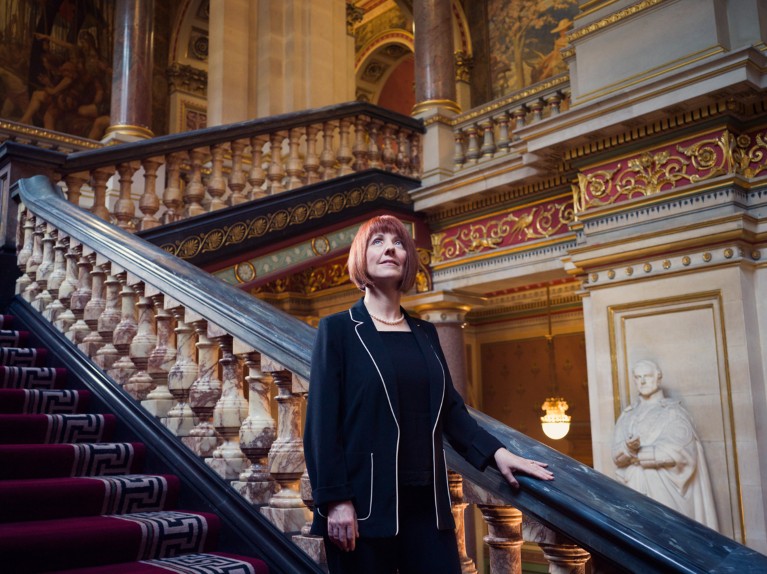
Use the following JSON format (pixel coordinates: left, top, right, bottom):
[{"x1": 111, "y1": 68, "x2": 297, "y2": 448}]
[{"x1": 0, "y1": 315, "x2": 270, "y2": 573}]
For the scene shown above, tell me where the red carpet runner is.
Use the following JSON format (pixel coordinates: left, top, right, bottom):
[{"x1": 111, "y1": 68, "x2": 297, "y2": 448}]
[{"x1": 0, "y1": 316, "x2": 269, "y2": 574}]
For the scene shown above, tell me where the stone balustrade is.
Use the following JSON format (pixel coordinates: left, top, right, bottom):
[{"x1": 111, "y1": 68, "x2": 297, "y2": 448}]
[
  {"x1": 16, "y1": 201, "x2": 596, "y2": 573},
  {"x1": 46, "y1": 104, "x2": 424, "y2": 231},
  {"x1": 451, "y1": 75, "x2": 570, "y2": 171}
]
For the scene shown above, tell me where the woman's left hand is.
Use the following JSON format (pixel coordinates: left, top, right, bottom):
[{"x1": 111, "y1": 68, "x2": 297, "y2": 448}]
[{"x1": 494, "y1": 448, "x2": 554, "y2": 488}]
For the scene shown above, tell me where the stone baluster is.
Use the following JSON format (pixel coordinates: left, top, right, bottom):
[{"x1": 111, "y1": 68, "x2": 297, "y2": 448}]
[
  {"x1": 248, "y1": 135, "x2": 268, "y2": 199},
  {"x1": 232, "y1": 351, "x2": 277, "y2": 504},
  {"x1": 63, "y1": 172, "x2": 89, "y2": 207},
  {"x1": 143, "y1": 293, "x2": 177, "y2": 418},
  {"x1": 546, "y1": 92, "x2": 563, "y2": 116},
  {"x1": 183, "y1": 322, "x2": 222, "y2": 457},
  {"x1": 380, "y1": 123, "x2": 397, "y2": 172},
  {"x1": 17, "y1": 209, "x2": 35, "y2": 269},
  {"x1": 478, "y1": 505, "x2": 524, "y2": 574},
  {"x1": 464, "y1": 125, "x2": 481, "y2": 165},
  {"x1": 367, "y1": 120, "x2": 382, "y2": 169},
  {"x1": 479, "y1": 118, "x2": 496, "y2": 158},
  {"x1": 108, "y1": 275, "x2": 138, "y2": 388},
  {"x1": 319, "y1": 121, "x2": 338, "y2": 180},
  {"x1": 22, "y1": 219, "x2": 44, "y2": 302},
  {"x1": 138, "y1": 157, "x2": 163, "y2": 230},
  {"x1": 449, "y1": 472, "x2": 478, "y2": 574},
  {"x1": 164, "y1": 310, "x2": 199, "y2": 438},
  {"x1": 294, "y1": 468, "x2": 325, "y2": 565},
  {"x1": 43, "y1": 229, "x2": 68, "y2": 323},
  {"x1": 89, "y1": 167, "x2": 113, "y2": 222},
  {"x1": 530, "y1": 98, "x2": 545, "y2": 123},
  {"x1": 113, "y1": 162, "x2": 138, "y2": 231},
  {"x1": 261, "y1": 365, "x2": 311, "y2": 533},
  {"x1": 31, "y1": 223, "x2": 56, "y2": 312},
  {"x1": 162, "y1": 152, "x2": 184, "y2": 224},
  {"x1": 53, "y1": 238, "x2": 80, "y2": 333},
  {"x1": 267, "y1": 131, "x2": 287, "y2": 195},
  {"x1": 495, "y1": 112, "x2": 511, "y2": 154},
  {"x1": 207, "y1": 143, "x2": 227, "y2": 211},
  {"x1": 454, "y1": 131, "x2": 466, "y2": 169},
  {"x1": 337, "y1": 118, "x2": 354, "y2": 176},
  {"x1": 396, "y1": 128, "x2": 411, "y2": 175},
  {"x1": 285, "y1": 128, "x2": 305, "y2": 190},
  {"x1": 14, "y1": 211, "x2": 34, "y2": 298},
  {"x1": 184, "y1": 149, "x2": 207, "y2": 217},
  {"x1": 66, "y1": 248, "x2": 94, "y2": 344},
  {"x1": 79, "y1": 254, "x2": 107, "y2": 356},
  {"x1": 227, "y1": 139, "x2": 248, "y2": 205},
  {"x1": 94, "y1": 270, "x2": 122, "y2": 371},
  {"x1": 540, "y1": 541, "x2": 591, "y2": 574},
  {"x1": 409, "y1": 132, "x2": 421, "y2": 177},
  {"x1": 352, "y1": 115, "x2": 369, "y2": 172},
  {"x1": 303, "y1": 125, "x2": 321, "y2": 186},
  {"x1": 512, "y1": 105, "x2": 528, "y2": 132},
  {"x1": 26, "y1": 218, "x2": 45, "y2": 284},
  {"x1": 207, "y1": 332, "x2": 248, "y2": 479},
  {"x1": 124, "y1": 286, "x2": 157, "y2": 401}
]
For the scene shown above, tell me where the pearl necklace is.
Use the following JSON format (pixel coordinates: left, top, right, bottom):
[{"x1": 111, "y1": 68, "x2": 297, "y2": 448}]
[{"x1": 369, "y1": 312, "x2": 405, "y2": 326}]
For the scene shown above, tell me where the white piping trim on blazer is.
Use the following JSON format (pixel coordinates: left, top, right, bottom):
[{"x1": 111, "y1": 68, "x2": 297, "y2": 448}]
[
  {"x1": 425, "y1": 324, "x2": 449, "y2": 529},
  {"x1": 350, "y1": 309, "x2": 400, "y2": 534},
  {"x1": 357, "y1": 453, "x2": 374, "y2": 521}
]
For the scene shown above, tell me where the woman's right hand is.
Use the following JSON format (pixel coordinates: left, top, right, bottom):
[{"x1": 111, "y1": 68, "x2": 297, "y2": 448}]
[{"x1": 327, "y1": 500, "x2": 359, "y2": 552}]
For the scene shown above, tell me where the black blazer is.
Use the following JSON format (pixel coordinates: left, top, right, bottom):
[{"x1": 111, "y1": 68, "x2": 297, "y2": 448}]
[{"x1": 303, "y1": 298, "x2": 502, "y2": 537}]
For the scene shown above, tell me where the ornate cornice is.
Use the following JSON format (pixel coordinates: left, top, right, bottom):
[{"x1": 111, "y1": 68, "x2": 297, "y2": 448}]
[
  {"x1": 566, "y1": 0, "x2": 666, "y2": 44},
  {"x1": 167, "y1": 63, "x2": 208, "y2": 96},
  {"x1": 0, "y1": 120, "x2": 102, "y2": 151},
  {"x1": 159, "y1": 180, "x2": 412, "y2": 259}
]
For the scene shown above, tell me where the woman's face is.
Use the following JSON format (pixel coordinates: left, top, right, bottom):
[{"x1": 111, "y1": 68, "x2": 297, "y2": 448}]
[{"x1": 365, "y1": 231, "x2": 407, "y2": 286}]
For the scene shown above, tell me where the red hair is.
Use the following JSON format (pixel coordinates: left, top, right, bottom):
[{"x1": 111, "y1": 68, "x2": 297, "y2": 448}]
[{"x1": 347, "y1": 215, "x2": 418, "y2": 292}]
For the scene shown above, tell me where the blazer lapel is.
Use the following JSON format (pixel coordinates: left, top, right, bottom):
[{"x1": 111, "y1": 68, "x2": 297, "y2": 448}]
[{"x1": 350, "y1": 299, "x2": 400, "y2": 419}]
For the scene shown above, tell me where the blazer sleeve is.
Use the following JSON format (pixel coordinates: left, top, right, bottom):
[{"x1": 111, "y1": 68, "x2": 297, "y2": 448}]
[
  {"x1": 303, "y1": 317, "x2": 355, "y2": 512},
  {"x1": 426, "y1": 322, "x2": 504, "y2": 470}
]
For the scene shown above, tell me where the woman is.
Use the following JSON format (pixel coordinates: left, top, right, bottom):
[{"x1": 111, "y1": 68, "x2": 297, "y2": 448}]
[{"x1": 304, "y1": 215, "x2": 553, "y2": 573}]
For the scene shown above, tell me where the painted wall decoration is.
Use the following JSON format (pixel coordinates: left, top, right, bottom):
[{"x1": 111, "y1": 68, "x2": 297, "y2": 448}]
[
  {"x1": 0, "y1": 0, "x2": 114, "y2": 139},
  {"x1": 488, "y1": 0, "x2": 578, "y2": 98}
]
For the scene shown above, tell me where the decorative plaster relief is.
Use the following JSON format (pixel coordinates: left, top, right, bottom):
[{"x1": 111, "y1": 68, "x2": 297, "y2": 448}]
[{"x1": 574, "y1": 127, "x2": 767, "y2": 213}]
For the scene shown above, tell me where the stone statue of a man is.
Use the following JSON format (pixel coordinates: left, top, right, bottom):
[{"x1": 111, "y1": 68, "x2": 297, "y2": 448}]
[{"x1": 612, "y1": 359, "x2": 718, "y2": 529}]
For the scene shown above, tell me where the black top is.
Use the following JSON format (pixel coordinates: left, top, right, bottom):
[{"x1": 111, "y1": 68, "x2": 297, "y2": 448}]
[{"x1": 380, "y1": 331, "x2": 433, "y2": 485}]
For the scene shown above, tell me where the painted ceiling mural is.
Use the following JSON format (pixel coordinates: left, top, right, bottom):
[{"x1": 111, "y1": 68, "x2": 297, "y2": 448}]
[
  {"x1": 488, "y1": 0, "x2": 578, "y2": 98},
  {"x1": 0, "y1": 0, "x2": 113, "y2": 140}
]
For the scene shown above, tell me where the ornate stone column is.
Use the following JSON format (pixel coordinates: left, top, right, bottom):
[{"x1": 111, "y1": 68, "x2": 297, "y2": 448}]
[
  {"x1": 105, "y1": 0, "x2": 155, "y2": 140},
  {"x1": 413, "y1": 0, "x2": 459, "y2": 115},
  {"x1": 412, "y1": 0, "x2": 460, "y2": 184}
]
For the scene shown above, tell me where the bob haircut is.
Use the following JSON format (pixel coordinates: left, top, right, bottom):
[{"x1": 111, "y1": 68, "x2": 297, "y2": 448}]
[{"x1": 348, "y1": 215, "x2": 418, "y2": 292}]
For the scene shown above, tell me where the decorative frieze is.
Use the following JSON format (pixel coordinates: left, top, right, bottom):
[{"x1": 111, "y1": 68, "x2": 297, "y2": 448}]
[
  {"x1": 574, "y1": 127, "x2": 767, "y2": 213},
  {"x1": 431, "y1": 196, "x2": 574, "y2": 264}
]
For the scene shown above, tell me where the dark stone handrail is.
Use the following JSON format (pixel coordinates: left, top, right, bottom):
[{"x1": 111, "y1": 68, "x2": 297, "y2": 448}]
[
  {"x1": 61, "y1": 101, "x2": 425, "y2": 172},
  {"x1": 16, "y1": 176, "x2": 767, "y2": 574}
]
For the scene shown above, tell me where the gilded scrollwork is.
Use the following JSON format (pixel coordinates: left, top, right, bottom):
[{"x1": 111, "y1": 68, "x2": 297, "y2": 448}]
[
  {"x1": 415, "y1": 248, "x2": 433, "y2": 293},
  {"x1": 161, "y1": 182, "x2": 410, "y2": 258},
  {"x1": 732, "y1": 130, "x2": 767, "y2": 178},
  {"x1": 430, "y1": 199, "x2": 574, "y2": 263},
  {"x1": 574, "y1": 127, "x2": 767, "y2": 213},
  {"x1": 253, "y1": 261, "x2": 349, "y2": 295}
]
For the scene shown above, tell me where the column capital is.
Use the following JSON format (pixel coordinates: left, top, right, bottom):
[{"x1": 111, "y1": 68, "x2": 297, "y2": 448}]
[{"x1": 406, "y1": 290, "x2": 480, "y2": 322}]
